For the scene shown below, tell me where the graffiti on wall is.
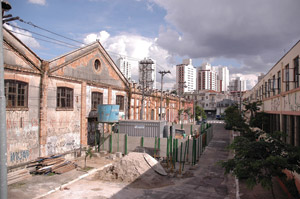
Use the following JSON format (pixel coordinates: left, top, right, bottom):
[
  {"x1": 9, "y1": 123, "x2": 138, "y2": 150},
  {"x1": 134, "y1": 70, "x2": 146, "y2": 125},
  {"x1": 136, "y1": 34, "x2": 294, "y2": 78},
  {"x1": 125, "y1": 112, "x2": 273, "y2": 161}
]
[
  {"x1": 271, "y1": 98, "x2": 280, "y2": 111},
  {"x1": 284, "y1": 92, "x2": 300, "y2": 112},
  {"x1": 10, "y1": 150, "x2": 30, "y2": 163}
]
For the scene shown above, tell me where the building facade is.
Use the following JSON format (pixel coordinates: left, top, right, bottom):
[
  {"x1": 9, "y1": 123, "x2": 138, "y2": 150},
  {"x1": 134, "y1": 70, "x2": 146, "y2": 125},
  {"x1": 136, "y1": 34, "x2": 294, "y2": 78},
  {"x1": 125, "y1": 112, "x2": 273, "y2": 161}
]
[
  {"x1": 243, "y1": 39, "x2": 300, "y2": 190},
  {"x1": 216, "y1": 66, "x2": 230, "y2": 92},
  {"x1": 229, "y1": 77, "x2": 247, "y2": 91},
  {"x1": 197, "y1": 63, "x2": 217, "y2": 91},
  {"x1": 116, "y1": 56, "x2": 131, "y2": 80},
  {"x1": 176, "y1": 59, "x2": 196, "y2": 95}
]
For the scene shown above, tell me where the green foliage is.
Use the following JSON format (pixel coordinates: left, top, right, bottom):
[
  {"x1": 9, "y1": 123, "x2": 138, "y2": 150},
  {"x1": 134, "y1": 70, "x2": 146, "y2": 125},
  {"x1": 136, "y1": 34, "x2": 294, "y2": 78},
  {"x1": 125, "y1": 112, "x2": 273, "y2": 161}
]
[
  {"x1": 221, "y1": 107, "x2": 300, "y2": 199},
  {"x1": 84, "y1": 147, "x2": 93, "y2": 168},
  {"x1": 195, "y1": 106, "x2": 207, "y2": 121},
  {"x1": 224, "y1": 104, "x2": 246, "y2": 131}
]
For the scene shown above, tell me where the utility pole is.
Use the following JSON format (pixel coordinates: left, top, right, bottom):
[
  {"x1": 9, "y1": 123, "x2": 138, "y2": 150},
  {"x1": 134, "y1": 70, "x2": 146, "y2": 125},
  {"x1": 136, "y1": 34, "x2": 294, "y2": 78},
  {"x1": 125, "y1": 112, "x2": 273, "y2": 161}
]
[
  {"x1": 1, "y1": 2, "x2": 12, "y2": 199},
  {"x1": 139, "y1": 58, "x2": 154, "y2": 120},
  {"x1": 178, "y1": 81, "x2": 186, "y2": 124},
  {"x1": 159, "y1": 70, "x2": 170, "y2": 120}
]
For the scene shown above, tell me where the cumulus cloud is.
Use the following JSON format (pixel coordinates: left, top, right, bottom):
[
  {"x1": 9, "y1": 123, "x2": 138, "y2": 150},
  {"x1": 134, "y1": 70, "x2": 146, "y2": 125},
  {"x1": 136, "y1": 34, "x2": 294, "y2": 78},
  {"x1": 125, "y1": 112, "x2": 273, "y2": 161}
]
[
  {"x1": 28, "y1": 0, "x2": 46, "y2": 5},
  {"x1": 151, "y1": 0, "x2": 300, "y2": 89},
  {"x1": 83, "y1": 31, "x2": 176, "y2": 89},
  {"x1": 4, "y1": 23, "x2": 40, "y2": 49},
  {"x1": 83, "y1": 31, "x2": 110, "y2": 44}
]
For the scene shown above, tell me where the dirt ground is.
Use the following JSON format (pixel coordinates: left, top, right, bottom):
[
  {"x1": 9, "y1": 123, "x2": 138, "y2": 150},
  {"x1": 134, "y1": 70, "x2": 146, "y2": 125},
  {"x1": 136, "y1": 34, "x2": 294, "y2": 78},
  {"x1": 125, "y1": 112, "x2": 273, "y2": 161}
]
[{"x1": 8, "y1": 154, "x2": 115, "y2": 199}]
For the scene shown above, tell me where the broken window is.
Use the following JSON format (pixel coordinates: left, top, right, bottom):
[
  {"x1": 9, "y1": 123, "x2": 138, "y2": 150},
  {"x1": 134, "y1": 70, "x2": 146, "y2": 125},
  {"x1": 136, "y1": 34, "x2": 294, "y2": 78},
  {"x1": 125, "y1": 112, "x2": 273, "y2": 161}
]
[
  {"x1": 4, "y1": 80, "x2": 28, "y2": 108},
  {"x1": 57, "y1": 87, "x2": 73, "y2": 109},
  {"x1": 91, "y1": 92, "x2": 103, "y2": 110},
  {"x1": 116, "y1": 95, "x2": 124, "y2": 111}
]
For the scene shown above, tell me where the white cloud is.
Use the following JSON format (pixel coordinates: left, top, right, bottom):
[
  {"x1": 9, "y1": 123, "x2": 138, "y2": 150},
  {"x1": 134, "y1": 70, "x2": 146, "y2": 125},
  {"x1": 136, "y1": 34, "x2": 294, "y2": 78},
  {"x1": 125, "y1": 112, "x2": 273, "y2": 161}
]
[
  {"x1": 83, "y1": 31, "x2": 110, "y2": 44},
  {"x1": 83, "y1": 31, "x2": 176, "y2": 89},
  {"x1": 4, "y1": 23, "x2": 40, "y2": 49},
  {"x1": 28, "y1": 0, "x2": 46, "y2": 5}
]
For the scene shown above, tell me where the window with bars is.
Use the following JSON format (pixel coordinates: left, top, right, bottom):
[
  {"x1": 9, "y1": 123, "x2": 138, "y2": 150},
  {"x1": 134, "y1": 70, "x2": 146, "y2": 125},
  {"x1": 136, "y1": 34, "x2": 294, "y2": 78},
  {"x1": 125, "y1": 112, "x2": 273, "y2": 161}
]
[
  {"x1": 285, "y1": 64, "x2": 289, "y2": 91},
  {"x1": 278, "y1": 70, "x2": 281, "y2": 94},
  {"x1": 294, "y1": 56, "x2": 299, "y2": 88},
  {"x1": 116, "y1": 95, "x2": 124, "y2": 111},
  {"x1": 272, "y1": 75, "x2": 276, "y2": 94},
  {"x1": 57, "y1": 87, "x2": 73, "y2": 109},
  {"x1": 265, "y1": 82, "x2": 268, "y2": 98},
  {"x1": 91, "y1": 92, "x2": 103, "y2": 110},
  {"x1": 4, "y1": 80, "x2": 28, "y2": 108},
  {"x1": 268, "y1": 79, "x2": 271, "y2": 97}
]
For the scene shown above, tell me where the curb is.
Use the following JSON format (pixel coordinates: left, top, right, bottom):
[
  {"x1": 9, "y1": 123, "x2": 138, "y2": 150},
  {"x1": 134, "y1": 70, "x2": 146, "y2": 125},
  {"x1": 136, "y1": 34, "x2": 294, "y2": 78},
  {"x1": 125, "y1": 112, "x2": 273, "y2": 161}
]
[{"x1": 32, "y1": 163, "x2": 112, "y2": 199}]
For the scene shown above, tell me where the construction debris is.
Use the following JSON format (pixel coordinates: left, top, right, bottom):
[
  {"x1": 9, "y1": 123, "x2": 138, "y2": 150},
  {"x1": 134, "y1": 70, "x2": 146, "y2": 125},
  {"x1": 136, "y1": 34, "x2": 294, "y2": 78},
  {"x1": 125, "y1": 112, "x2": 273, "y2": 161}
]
[
  {"x1": 27, "y1": 155, "x2": 77, "y2": 175},
  {"x1": 96, "y1": 152, "x2": 173, "y2": 189},
  {"x1": 8, "y1": 168, "x2": 32, "y2": 185}
]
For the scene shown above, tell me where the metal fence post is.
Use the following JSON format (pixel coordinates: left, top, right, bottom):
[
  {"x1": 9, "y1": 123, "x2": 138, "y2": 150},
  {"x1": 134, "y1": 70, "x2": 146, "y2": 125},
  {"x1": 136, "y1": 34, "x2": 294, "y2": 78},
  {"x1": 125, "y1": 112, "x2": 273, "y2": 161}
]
[{"x1": 125, "y1": 134, "x2": 128, "y2": 155}]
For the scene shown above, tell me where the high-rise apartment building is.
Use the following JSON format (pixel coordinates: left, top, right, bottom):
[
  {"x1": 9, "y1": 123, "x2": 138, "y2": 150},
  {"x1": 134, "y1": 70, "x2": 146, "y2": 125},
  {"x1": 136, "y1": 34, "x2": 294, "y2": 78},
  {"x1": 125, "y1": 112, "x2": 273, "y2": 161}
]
[
  {"x1": 176, "y1": 59, "x2": 196, "y2": 95},
  {"x1": 229, "y1": 77, "x2": 247, "y2": 91},
  {"x1": 197, "y1": 63, "x2": 217, "y2": 91},
  {"x1": 216, "y1": 66, "x2": 230, "y2": 92},
  {"x1": 116, "y1": 57, "x2": 131, "y2": 80},
  {"x1": 139, "y1": 58, "x2": 156, "y2": 89}
]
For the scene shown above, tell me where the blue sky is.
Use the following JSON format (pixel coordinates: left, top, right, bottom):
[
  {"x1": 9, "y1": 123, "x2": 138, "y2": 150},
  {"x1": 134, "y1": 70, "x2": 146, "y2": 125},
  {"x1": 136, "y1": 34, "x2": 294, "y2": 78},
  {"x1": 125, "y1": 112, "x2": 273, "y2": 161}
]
[{"x1": 5, "y1": 0, "x2": 300, "y2": 89}]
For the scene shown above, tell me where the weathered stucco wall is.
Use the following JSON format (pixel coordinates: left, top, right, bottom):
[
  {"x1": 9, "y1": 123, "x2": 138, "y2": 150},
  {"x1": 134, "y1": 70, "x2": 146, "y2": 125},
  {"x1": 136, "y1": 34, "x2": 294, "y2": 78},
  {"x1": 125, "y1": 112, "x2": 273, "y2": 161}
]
[
  {"x1": 5, "y1": 72, "x2": 40, "y2": 166},
  {"x1": 45, "y1": 78, "x2": 81, "y2": 155},
  {"x1": 264, "y1": 90, "x2": 300, "y2": 113},
  {"x1": 50, "y1": 47, "x2": 126, "y2": 89}
]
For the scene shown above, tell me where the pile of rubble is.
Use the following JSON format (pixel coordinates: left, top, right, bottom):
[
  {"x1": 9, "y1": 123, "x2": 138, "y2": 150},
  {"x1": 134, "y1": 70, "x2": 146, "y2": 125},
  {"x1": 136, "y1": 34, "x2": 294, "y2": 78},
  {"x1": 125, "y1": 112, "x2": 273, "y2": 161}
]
[{"x1": 96, "y1": 152, "x2": 173, "y2": 189}]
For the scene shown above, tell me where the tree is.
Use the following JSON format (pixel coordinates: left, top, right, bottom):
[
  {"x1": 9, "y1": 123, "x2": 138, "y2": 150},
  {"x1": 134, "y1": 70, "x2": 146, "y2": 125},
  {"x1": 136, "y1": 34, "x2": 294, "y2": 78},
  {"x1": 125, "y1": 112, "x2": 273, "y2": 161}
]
[
  {"x1": 195, "y1": 106, "x2": 206, "y2": 121},
  {"x1": 222, "y1": 131, "x2": 300, "y2": 199},
  {"x1": 221, "y1": 104, "x2": 300, "y2": 199},
  {"x1": 244, "y1": 101, "x2": 261, "y2": 120},
  {"x1": 224, "y1": 104, "x2": 246, "y2": 131}
]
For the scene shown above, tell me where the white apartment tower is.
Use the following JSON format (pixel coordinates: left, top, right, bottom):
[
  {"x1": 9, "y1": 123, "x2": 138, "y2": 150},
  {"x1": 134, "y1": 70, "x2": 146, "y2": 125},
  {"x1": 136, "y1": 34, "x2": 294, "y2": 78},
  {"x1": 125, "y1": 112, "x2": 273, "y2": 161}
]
[
  {"x1": 176, "y1": 59, "x2": 196, "y2": 95},
  {"x1": 197, "y1": 63, "x2": 217, "y2": 91},
  {"x1": 217, "y1": 66, "x2": 230, "y2": 92},
  {"x1": 116, "y1": 57, "x2": 131, "y2": 80},
  {"x1": 139, "y1": 58, "x2": 156, "y2": 89}
]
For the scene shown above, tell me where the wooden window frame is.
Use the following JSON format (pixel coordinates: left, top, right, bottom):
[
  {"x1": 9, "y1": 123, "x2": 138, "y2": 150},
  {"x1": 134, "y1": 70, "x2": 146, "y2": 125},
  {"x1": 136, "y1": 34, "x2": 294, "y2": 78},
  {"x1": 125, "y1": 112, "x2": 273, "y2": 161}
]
[
  {"x1": 4, "y1": 80, "x2": 28, "y2": 108},
  {"x1": 91, "y1": 92, "x2": 103, "y2": 110},
  {"x1": 116, "y1": 95, "x2": 124, "y2": 111},
  {"x1": 57, "y1": 87, "x2": 73, "y2": 110}
]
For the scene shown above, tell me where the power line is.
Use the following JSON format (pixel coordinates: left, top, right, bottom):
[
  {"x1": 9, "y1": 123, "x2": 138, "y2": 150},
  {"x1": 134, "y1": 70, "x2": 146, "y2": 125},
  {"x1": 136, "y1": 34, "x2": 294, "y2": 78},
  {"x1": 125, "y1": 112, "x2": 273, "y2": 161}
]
[
  {"x1": 9, "y1": 30, "x2": 79, "y2": 49},
  {"x1": 6, "y1": 23, "x2": 82, "y2": 49},
  {"x1": 18, "y1": 18, "x2": 85, "y2": 45}
]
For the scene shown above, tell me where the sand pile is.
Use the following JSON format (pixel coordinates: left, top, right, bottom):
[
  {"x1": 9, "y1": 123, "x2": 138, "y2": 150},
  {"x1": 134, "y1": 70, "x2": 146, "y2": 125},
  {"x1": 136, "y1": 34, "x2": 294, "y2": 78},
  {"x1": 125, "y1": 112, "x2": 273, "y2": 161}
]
[{"x1": 96, "y1": 152, "x2": 173, "y2": 188}]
